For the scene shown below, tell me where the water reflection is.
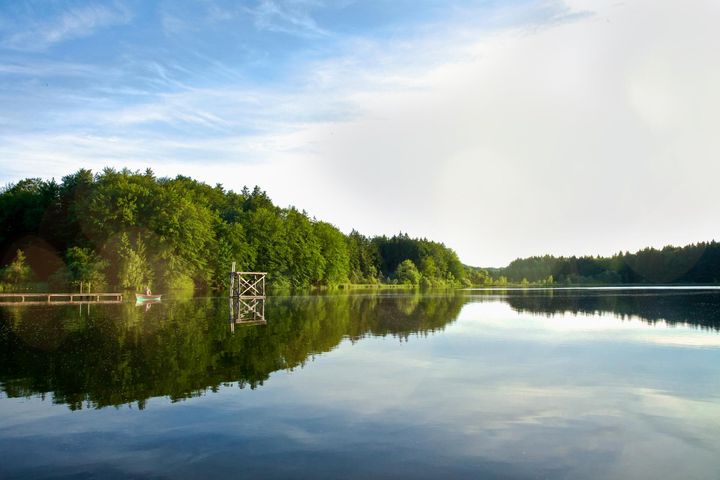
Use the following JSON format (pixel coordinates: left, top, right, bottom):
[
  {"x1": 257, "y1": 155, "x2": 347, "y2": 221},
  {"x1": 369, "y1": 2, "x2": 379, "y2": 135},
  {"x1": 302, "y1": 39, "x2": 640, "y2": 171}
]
[
  {"x1": 469, "y1": 288, "x2": 720, "y2": 331},
  {"x1": 1, "y1": 289, "x2": 719, "y2": 478},
  {"x1": 1, "y1": 289, "x2": 719, "y2": 411},
  {"x1": 229, "y1": 296, "x2": 266, "y2": 330},
  {"x1": 0, "y1": 292, "x2": 465, "y2": 409}
]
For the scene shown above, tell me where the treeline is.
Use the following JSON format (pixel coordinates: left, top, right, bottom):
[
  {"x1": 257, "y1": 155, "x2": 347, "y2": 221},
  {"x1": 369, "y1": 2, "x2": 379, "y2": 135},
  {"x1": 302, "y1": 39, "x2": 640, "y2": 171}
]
[
  {"x1": 495, "y1": 242, "x2": 720, "y2": 285},
  {"x1": 0, "y1": 168, "x2": 469, "y2": 291}
]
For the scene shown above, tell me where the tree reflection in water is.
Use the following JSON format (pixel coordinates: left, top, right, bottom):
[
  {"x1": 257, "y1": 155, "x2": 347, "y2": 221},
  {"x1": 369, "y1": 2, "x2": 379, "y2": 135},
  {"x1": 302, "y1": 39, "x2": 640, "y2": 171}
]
[
  {"x1": 0, "y1": 292, "x2": 465, "y2": 410},
  {"x1": 2, "y1": 289, "x2": 718, "y2": 411}
]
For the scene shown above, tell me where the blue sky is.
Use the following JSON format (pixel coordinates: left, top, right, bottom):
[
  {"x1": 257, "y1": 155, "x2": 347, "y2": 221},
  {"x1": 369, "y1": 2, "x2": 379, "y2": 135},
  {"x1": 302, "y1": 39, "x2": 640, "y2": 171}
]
[
  {"x1": 0, "y1": 0, "x2": 556, "y2": 142},
  {"x1": 1, "y1": 1, "x2": 719, "y2": 266}
]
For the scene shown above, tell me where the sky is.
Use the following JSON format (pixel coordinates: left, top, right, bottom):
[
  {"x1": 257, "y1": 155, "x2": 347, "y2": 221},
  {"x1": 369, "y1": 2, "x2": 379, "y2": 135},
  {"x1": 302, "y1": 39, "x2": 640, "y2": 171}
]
[{"x1": 1, "y1": 0, "x2": 719, "y2": 267}]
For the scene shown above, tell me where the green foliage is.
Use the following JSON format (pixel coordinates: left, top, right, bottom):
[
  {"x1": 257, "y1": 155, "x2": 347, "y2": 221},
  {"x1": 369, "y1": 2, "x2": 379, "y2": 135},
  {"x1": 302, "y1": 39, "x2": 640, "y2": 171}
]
[
  {"x1": 0, "y1": 169, "x2": 472, "y2": 291},
  {"x1": 373, "y1": 233, "x2": 465, "y2": 287},
  {"x1": 395, "y1": 259, "x2": 421, "y2": 285},
  {"x1": 466, "y1": 267, "x2": 492, "y2": 286},
  {"x1": 209, "y1": 222, "x2": 255, "y2": 290},
  {"x1": 5, "y1": 168, "x2": 720, "y2": 291},
  {"x1": 420, "y1": 256, "x2": 438, "y2": 279},
  {"x1": 282, "y1": 208, "x2": 325, "y2": 288},
  {"x1": 1, "y1": 250, "x2": 33, "y2": 285},
  {"x1": 244, "y1": 206, "x2": 288, "y2": 286},
  {"x1": 492, "y1": 242, "x2": 720, "y2": 285},
  {"x1": 0, "y1": 180, "x2": 59, "y2": 253},
  {"x1": 116, "y1": 233, "x2": 152, "y2": 291},
  {"x1": 346, "y1": 230, "x2": 380, "y2": 284},
  {"x1": 315, "y1": 222, "x2": 350, "y2": 286},
  {"x1": 65, "y1": 247, "x2": 108, "y2": 290}
]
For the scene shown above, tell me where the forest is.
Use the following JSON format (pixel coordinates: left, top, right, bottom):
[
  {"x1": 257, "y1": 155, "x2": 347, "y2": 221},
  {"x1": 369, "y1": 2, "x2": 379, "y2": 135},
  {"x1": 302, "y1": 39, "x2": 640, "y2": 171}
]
[
  {"x1": 0, "y1": 168, "x2": 472, "y2": 291},
  {"x1": 492, "y1": 242, "x2": 720, "y2": 285},
  {"x1": 2, "y1": 168, "x2": 718, "y2": 292}
]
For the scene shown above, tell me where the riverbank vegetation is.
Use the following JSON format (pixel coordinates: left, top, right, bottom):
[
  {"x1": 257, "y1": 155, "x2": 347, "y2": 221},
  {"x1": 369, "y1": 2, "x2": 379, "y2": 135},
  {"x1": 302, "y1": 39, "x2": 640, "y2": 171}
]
[
  {"x1": 491, "y1": 242, "x2": 720, "y2": 285},
  {"x1": 3, "y1": 169, "x2": 718, "y2": 292},
  {"x1": 0, "y1": 168, "x2": 470, "y2": 291}
]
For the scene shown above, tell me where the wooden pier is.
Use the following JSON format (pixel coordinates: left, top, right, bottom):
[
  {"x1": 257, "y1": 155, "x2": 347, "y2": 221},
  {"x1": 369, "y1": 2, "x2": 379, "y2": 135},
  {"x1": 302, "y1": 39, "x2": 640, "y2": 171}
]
[
  {"x1": 230, "y1": 270, "x2": 266, "y2": 299},
  {"x1": 0, "y1": 292, "x2": 123, "y2": 306},
  {"x1": 229, "y1": 265, "x2": 267, "y2": 330}
]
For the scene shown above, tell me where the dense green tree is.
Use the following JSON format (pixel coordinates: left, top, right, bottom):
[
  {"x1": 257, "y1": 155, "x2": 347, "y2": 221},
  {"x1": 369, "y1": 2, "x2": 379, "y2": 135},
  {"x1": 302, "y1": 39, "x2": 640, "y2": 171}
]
[
  {"x1": 41, "y1": 169, "x2": 94, "y2": 252},
  {"x1": 115, "y1": 233, "x2": 152, "y2": 291},
  {"x1": 375, "y1": 233, "x2": 420, "y2": 275},
  {"x1": 65, "y1": 247, "x2": 108, "y2": 291},
  {"x1": 467, "y1": 267, "x2": 492, "y2": 286},
  {"x1": 209, "y1": 222, "x2": 256, "y2": 290},
  {"x1": 395, "y1": 259, "x2": 421, "y2": 285},
  {"x1": 282, "y1": 208, "x2": 325, "y2": 287},
  {"x1": 4, "y1": 168, "x2": 720, "y2": 290},
  {"x1": 0, "y1": 179, "x2": 58, "y2": 255},
  {"x1": 371, "y1": 234, "x2": 465, "y2": 286},
  {"x1": 244, "y1": 206, "x2": 289, "y2": 286},
  {"x1": 0, "y1": 250, "x2": 32, "y2": 286},
  {"x1": 0, "y1": 169, "x2": 478, "y2": 290},
  {"x1": 149, "y1": 179, "x2": 215, "y2": 286},
  {"x1": 8, "y1": 167, "x2": 720, "y2": 292},
  {"x1": 314, "y1": 222, "x2": 350, "y2": 286},
  {"x1": 346, "y1": 230, "x2": 380, "y2": 284},
  {"x1": 491, "y1": 242, "x2": 720, "y2": 285}
]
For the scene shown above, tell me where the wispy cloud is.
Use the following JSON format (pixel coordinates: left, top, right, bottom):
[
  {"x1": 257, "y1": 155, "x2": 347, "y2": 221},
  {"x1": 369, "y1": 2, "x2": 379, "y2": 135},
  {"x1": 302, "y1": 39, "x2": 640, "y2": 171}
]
[
  {"x1": 159, "y1": 0, "x2": 329, "y2": 38},
  {"x1": 205, "y1": 1, "x2": 237, "y2": 22},
  {"x1": 0, "y1": 59, "x2": 104, "y2": 77},
  {"x1": 2, "y1": 0, "x2": 719, "y2": 265},
  {"x1": 109, "y1": 93, "x2": 232, "y2": 131},
  {"x1": 1, "y1": 3, "x2": 132, "y2": 51},
  {"x1": 159, "y1": 1, "x2": 236, "y2": 36},
  {"x1": 248, "y1": 0, "x2": 330, "y2": 37},
  {"x1": 160, "y1": 12, "x2": 191, "y2": 36}
]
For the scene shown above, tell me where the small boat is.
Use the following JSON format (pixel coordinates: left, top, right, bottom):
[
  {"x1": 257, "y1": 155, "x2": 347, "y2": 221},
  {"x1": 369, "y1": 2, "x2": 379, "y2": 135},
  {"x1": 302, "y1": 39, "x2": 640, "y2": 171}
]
[{"x1": 135, "y1": 293, "x2": 162, "y2": 302}]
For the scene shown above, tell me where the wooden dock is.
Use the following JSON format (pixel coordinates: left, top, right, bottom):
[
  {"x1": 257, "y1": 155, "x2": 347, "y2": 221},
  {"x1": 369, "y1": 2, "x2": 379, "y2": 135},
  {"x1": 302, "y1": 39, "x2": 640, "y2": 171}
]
[
  {"x1": 0, "y1": 293, "x2": 123, "y2": 305},
  {"x1": 230, "y1": 270, "x2": 267, "y2": 299},
  {"x1": 229, "y1": 266, "x2": 267, "y2": 330}
]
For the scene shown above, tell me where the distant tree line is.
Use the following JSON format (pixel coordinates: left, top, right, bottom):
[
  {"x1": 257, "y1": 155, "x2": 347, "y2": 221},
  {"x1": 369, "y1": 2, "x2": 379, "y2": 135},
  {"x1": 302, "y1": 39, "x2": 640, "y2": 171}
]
[
  {"x1": 493, "y1": 242, "x2": 720, "y2": 285},
  {"x1": 0, "y1": 168, "x2": 469, "y2": 291}
]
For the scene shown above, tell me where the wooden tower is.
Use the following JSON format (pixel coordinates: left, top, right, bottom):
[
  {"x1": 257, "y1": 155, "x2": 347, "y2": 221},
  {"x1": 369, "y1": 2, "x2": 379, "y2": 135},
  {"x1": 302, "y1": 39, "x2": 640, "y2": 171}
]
[{"x1": 229, "y1": 262, "x2": 267, "y2": 331}]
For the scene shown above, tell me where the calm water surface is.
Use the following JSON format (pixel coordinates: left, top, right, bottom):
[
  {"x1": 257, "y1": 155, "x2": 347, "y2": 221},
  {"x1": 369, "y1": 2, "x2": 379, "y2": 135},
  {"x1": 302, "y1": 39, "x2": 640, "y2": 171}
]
[{"x1": 1, "y1": 289, "x2": 719, "y2": 479}]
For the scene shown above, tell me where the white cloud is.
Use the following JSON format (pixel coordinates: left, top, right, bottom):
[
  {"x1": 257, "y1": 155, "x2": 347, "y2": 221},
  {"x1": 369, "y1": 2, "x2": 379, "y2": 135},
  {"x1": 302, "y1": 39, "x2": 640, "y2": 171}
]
[
  {"x1": 269, "y1": 0, "x2": 720, "y2": 266},
  {"x1": 1, "y1": 3, "x2": 132, "y2": 51},
  {"x1": 2, "y1": 0, "x2": 719, "y2": 266}
]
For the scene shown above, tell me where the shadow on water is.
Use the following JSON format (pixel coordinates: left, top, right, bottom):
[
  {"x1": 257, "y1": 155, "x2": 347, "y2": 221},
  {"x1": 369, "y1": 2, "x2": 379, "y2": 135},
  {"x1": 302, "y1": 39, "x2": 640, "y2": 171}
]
[{"x1": 0, "y1": 292, "x2": 465, "y2": 410}]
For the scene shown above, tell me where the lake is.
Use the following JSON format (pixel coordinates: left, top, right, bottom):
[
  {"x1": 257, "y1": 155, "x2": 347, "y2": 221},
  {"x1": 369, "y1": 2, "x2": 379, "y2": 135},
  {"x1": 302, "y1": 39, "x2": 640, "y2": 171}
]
[{"x1": 1, "y1": 288, "x2": 719, "y2": 479}]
